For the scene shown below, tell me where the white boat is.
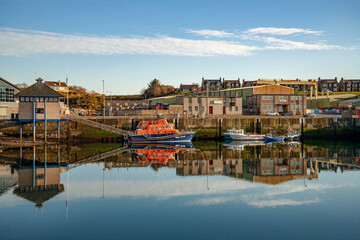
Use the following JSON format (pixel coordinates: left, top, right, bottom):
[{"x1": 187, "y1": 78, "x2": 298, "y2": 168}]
[
  {"x1": 223, "y1": 128, "x2": 265, "y2": 141},
  {"x1": 223, "y1": 140, "x2": 265, "y2": 150},
  {"x1": 284, "y1": 130, "x2": 301, "y2": 141}
]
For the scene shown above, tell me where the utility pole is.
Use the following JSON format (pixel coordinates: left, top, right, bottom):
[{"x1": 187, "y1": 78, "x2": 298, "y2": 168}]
[
  {"x1": 102, "y1": 80, "x2": 105, "y2": 117},
  {"x1": 66, "y1": 73, "x2": 69, "y2": 118}
]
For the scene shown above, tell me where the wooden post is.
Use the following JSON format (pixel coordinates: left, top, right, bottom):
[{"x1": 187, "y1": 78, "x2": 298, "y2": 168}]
[
  {"x1": 301, "y1": 118, "x2": 304, "y2": 138},
  {"x1": 33, "y1": 100, "x2": 36, "y2": 143},
  {"x1": 19, "y1": 146, "x2": 22, "y2": 167},
  {"x1": 219, "y1": 118, "x2": 222, "y2": 139},
  {"x1": 58, "y1": 120, "x2": 60, "y2": 141},
  {"x1": 20, "y1": 121, "x2": 22, "y2": 141},
  {"x1": 44, "y1": 146, "x2": 47, "y2": 189},
  {"x1": 32, "y1": 146, "x2": 36, "y2": 189},
  {"x1": 44, "y1": 98, "x2": 47, "y2": 143},
  {"x1": 57, "y1": 145, "x2": 60, "y2": 165}
]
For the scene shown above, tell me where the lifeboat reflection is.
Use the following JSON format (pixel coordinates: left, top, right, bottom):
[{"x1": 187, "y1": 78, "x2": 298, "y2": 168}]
[{"x1": 130, "y1": 142, "x2": 195, "y2": 167}]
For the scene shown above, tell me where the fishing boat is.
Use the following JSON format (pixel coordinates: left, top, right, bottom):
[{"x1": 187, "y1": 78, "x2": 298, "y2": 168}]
[
  {"x1": 223, "y1": 128, "x2": 265, "y2": 141},
  {"x1": 264, "y1": 133, "x2": 285, "y2": 142},
  {"x1": 223, "y1": 140, "x2": 265, "y2": 150},
  {"x1": 284, "y1": 127, "x2": 301, "y2": 141},
  {"x1": 128, "y1": 119, "x2": 195, "y2": 143}
]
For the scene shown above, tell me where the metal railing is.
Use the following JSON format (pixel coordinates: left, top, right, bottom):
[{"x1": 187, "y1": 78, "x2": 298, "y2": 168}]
[{"x1": 69, "y1": 115, "x2": 128, "y2": 136}]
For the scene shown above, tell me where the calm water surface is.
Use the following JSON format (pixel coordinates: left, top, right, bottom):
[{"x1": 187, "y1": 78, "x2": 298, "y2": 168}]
[{"x1": 1, "y1": 141, "x2": 360, "y2": 240}]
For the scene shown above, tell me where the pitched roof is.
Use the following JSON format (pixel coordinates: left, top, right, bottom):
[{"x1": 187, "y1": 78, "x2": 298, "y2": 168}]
[
  {"x1": 340, "y1": 98, "x2": 360, "y2": 103},
  {"x1": 0, "y1": 77, "x2": 21, "y2": 90},
  {"x1": 45, "y1": 81, "x2": 68, "y2": 88},
  {"x1": 15, "y1": 78, "x2": 64, "y2": 97},
  {"x1": 14, "y1": 185, "x2": 64, "y2": 206},
  {"x1": 180, "y1": 84, "x2": 199, "y2": 89}
]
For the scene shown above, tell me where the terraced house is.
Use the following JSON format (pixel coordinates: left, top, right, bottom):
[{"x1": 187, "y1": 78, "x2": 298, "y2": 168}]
[{"x1": 339, "y1": 78, "x2": 360, "y2": 92}]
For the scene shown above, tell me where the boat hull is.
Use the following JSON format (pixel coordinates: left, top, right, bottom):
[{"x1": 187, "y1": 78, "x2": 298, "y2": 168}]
[
  {"x1": 264, "y1": 136, "x2": 284, "y2": 142},
  {"x1": 129, "y1": 132, "x2": 195, "y2": 143},
  {"x1": 129, "y1": 142, "x2": 195, "y2": 150},
  {"x1": 223, "y1": 133, "x2": 265, "y2": 141}
]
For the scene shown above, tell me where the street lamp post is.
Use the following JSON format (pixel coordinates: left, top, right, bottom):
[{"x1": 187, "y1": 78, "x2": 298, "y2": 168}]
[
  {"x1": 107, "y1": 91, "x2": 112, "y2": 116},
  {"x1": 102, "y1": 80, "x2": 105, "y2": 117}
]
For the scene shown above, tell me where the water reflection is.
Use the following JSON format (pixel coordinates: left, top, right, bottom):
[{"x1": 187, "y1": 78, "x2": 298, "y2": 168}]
[{"x1": 0, "y1": 141, "x2": 359, "y2": 208}]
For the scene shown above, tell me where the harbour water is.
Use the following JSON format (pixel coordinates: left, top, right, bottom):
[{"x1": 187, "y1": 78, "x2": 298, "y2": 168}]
[{"x1": 1, "y1": 140, "x2": 360, "y2": 240}]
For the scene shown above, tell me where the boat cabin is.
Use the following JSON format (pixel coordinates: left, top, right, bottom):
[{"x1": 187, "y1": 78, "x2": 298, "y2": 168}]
[
  {"x1": 136, "y1": 148, "x2": 179, "y2": 165},
  {"x1": 135, "y1": 119, "x2": 179, "y2": 135}
]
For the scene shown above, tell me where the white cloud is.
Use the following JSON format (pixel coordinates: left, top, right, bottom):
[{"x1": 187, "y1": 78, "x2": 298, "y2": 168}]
[
  {"x1": 246, "y1": 198, "x2": 320, "y2": 208},
  {"x1": 185, "y1": 196, "x2": 235, "y2": 206},
  {"x1": 244, "y1": 27, "x2": 322, "y2": 35},
  {"x1": 0, "y1": 27, "x2": 345, "y2": 57},
  {"x1": 0, "y1": 27, "x2": 256, "y2": 57},
  {"x1": 186, "y1": 29, "x2": 236, "y2": 38},
  {"x1": 262, "y1": 37, "x2": 340, "y2": 50},
  {"x1": 58, "y1": 178, "x2": 257, "y2": 200}
]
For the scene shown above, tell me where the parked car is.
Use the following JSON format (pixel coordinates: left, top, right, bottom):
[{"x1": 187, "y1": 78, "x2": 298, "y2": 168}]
[
  {"x1": 265, "y1": 111, "x2": 280, "y2": 116},
  {"x1": 281, "y1": 111, "x2": 294, "y2": 116},
  {"x1": 304, "y1": 113, "x2": 316, "y2": 117}
]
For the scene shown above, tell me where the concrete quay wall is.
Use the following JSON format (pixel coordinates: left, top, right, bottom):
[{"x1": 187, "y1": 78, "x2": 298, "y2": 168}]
[{"x1": 1, "y1": 116, "x2": 359, "y2": 141}]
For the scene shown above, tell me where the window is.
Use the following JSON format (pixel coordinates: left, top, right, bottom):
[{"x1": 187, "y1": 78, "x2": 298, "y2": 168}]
[
  {"x1": 291, "y1": 104, "x2": 302, "y2": 109},
  {"x1": 279, "y1": 96, "x2": 287, "y2": 102},
  {"x1": 188, "y1": 106, "x2": 192, "y2": 111},
  {"x1": 235, "y1": 106, "x2": 238, "y2": 111},
  {"x1": 198, "y1": 98, "x2": 201, "y2": 103},
  {"x1": 195, "y1": 106, "x2": 198, "y2": 111},
  {"x1": 263, "y1": 104, "x2": 274, "y2": 109},
  {"x1": 35, "y1": 108, "x2": 44, "y2": 114},
  {"x1": 262, "y1": 96, "x2": 274, "y2": 100},
  {"x1": 189, "y1": 98, "x2": 192, "y2": 103},
  {"x1": 263, "y1": 170, "x2": 274, "y2": 175},
  {"x1": 54, "y1": 98, "x2": 58, "y2": 102},
  {"x1": 0, "y1": 87, "x2": 15, "y2": 102},
  {"x1": 291, "y1": 96, "x2": 302, "y2": 100}
]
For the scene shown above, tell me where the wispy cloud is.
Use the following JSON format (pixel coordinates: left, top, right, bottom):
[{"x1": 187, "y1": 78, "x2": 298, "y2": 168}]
[
  {"x1": 244, "y1": 27, "x2": 322, "y2": 35},
  {"x1": 185, "y1": 196, "x2": 235, "y2": 206},
  {"x1": 246, "y1": 198, "x2": 320, "y2": 208},
  {"x1": 262, "y1": 37, "x2": 340, "y2": 50},
  {"x1": 186, "y1": 29, "x2": 236, "y2": 38},
  {"x1": 0, "y1": 27, "x2": 345, "y2": 57},
  {"x1": 0, "y1": 27, "x2": 256, "y2": 57}
]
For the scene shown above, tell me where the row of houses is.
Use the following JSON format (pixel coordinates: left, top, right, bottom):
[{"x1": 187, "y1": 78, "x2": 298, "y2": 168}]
[
  {"x1": 149, "y1": 85, "x2": 307, "y2": 116},
  {"x1": 179, "y1": 77, "x2": 360, "y2": 93}
]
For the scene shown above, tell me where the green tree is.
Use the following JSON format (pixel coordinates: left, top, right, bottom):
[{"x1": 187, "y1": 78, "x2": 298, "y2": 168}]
[{"x1": 143, "y1": 79, "x2": 175, "y2": 98}]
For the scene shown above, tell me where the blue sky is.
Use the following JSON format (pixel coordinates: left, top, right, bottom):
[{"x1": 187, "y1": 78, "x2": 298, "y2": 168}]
[{"x1": 0, "y1": 0, "x2": 359, "y2": 94}]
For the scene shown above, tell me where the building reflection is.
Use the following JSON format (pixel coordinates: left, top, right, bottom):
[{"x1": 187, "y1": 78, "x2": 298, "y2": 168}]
[
  {"x1": 173, "y1": 158, "x2": 318, "y2": 185},
  {"x1": 0, "y1": 141, "x2": 359, "y2": 207},
  {"x1": 10, "y1": 146, "x2": 67, "y2": 208}
]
